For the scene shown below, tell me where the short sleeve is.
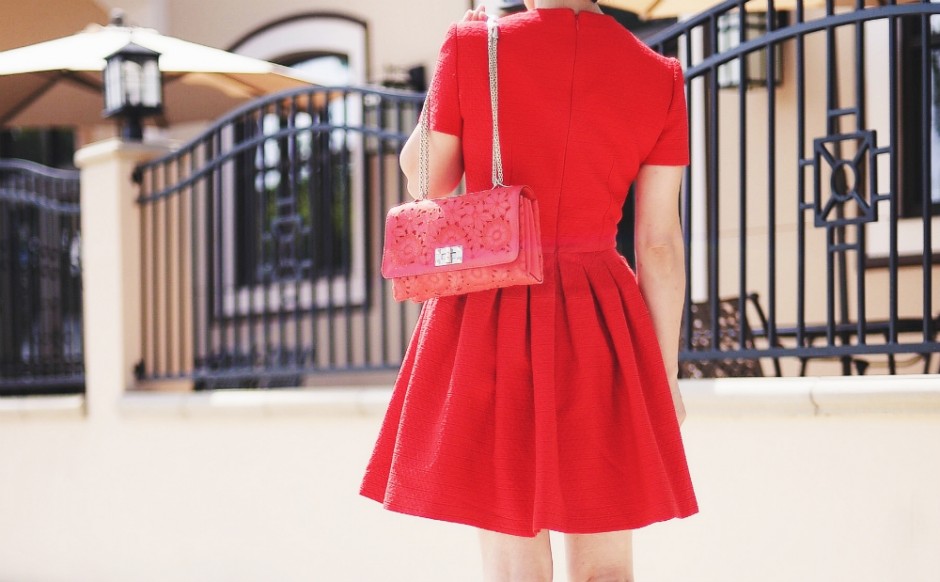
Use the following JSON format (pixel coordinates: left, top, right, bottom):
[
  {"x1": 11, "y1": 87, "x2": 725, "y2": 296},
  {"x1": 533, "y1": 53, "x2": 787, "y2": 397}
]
[
  {"x1": 643, "y1": 59, "x2": 690, "y2": 166},
  {"x1": 426, "y1": 24, "x2": 462, "y2": 138}
]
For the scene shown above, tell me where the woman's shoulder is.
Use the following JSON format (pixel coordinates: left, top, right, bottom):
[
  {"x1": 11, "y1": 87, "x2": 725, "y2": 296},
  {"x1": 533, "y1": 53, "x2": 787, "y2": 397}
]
[
  {"x1": 456, "y1": 12, "x2": 676, "y2": 68},
  {"x1": 587, "y1": 20, "x2": 680, "y2": 88},
  {"x1": 447, "y1": 11, "x2": 679, "y2": 85},
  {"x1": 604, "y1": 22, "x2": 679, "y2": 76}
]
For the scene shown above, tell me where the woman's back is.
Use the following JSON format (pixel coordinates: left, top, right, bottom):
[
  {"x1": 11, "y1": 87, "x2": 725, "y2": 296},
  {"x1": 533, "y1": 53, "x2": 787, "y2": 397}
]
[{"x1": 430, "y1": 8, "x2": 689, "y2": 251}]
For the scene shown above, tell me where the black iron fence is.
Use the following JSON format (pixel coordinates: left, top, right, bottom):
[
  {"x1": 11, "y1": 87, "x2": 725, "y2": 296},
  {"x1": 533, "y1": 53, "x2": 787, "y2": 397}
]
[
  {"x1": 0, "y1": 159, "x2": 84, "y2": 395},
  {"x1": 135, "y1": 87, "x2": 425, "y2": 388},
  {"x1": 136, "y1": 1, "x2": 940, "y2": 386},
  {"x1": 647, "y1": 0, "x2": 940, "y2": 376}
]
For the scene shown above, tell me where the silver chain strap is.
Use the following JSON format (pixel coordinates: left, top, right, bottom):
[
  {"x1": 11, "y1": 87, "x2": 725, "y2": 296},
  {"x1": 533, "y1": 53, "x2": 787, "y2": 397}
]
[
  {"x1": 487, "y1": 17, "x2": 505, "y2": 188},
  {"x1": 419, "y1": 94, "x2": 431, "y2": 199},
  {"x1": 418, "y1": 17, "x2": 504, "y2": 201}
]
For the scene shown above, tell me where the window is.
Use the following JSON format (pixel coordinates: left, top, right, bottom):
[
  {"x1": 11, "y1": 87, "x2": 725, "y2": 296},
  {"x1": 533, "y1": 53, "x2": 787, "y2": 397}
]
[
  {"x1": 288, "y1": 54, "x2": 352, "y2": 86},
  {"x1": 222, "y1": 14, "x2": 369, "y2": 313},
  {"x1": 233, "y1": 101, "x2": 353, "y2": 288},
  {"x1": 715, "y1": 11, "x2": 786, "y2": 90},
  {"x1": 228, "y1": 13, "x2": 367, "y2": 86},
  {"x1": 900, "y1": 13, "x2": 940, "y2": 218}
]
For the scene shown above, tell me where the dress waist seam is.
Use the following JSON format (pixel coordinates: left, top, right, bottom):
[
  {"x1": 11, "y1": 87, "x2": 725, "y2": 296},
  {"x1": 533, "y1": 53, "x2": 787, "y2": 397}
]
[{"x1": 541, "y1": 246, "x2": 618, "y2": 255}]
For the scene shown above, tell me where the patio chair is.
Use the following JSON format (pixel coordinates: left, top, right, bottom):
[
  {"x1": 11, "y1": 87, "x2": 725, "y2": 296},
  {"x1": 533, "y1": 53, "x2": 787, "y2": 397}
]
[{"x1": 678, "y1": 293, "x2": 782, "y2": 379}]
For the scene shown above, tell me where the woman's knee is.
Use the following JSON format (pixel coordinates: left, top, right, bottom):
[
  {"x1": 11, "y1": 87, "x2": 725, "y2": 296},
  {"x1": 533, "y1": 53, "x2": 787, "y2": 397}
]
[
  {"x1": 479, "y1": 528, "x2": 553, "y2": 582},
  {"x1": 564, "y1": 530, "x2": 633, "y2": 582}
]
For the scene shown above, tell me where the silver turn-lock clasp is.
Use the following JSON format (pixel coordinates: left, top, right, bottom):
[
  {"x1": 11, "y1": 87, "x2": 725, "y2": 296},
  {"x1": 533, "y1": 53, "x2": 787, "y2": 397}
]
[{"x1": 434, "y1": 245, "x2": 463, "y2": 267}]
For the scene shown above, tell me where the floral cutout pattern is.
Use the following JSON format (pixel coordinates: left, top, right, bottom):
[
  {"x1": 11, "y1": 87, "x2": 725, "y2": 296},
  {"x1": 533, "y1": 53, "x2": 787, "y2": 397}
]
[{"x1": 382, "y1": 186, "x2": 543, "y2": 302}]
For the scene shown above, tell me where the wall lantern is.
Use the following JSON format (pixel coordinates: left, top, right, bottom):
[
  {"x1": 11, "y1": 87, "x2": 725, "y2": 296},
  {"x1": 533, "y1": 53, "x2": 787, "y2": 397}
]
[
  {"x1": 717, "y1": 11, "x2": 785, "y2": 89},
  {"x1": 103, "y1": 42, "x2": 163, "y2": 140}
]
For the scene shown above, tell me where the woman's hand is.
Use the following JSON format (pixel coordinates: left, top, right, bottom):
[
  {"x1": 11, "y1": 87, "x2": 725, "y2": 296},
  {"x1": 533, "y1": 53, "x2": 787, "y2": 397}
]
[
  {"x1": 463, "y1": 5, "x2": 488, "y2": 22},
  {"x1": 669, "y1": 377, "x2": 686, "y2": 427}
]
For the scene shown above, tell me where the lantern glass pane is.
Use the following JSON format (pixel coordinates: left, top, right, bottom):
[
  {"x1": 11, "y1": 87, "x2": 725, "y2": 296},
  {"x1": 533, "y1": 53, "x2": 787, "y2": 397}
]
[
  {"x1": 745, "y1": 13, "x2": 769, "y2": 86},
  {"x1": 717, "y1": 13, "x2": 743, "y2": 88},
  {"x1": 142, "y1": 60, "x2": 161, "y2": 108},
  {"x1": 123, "y1": 60, "x2": 143, "y2": 107},
  {"x1": 105, "y1": 56, "x2": 123, "y2": 112},
  {"x1": 716, "y1": 11, "x2": 776, "y2": 89}
]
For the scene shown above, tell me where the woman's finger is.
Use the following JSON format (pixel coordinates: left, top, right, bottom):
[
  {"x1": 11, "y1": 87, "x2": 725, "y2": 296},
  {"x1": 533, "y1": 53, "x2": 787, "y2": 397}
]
[{"x1": 462, "y1": 6, "x2": 488, "y2": 21}]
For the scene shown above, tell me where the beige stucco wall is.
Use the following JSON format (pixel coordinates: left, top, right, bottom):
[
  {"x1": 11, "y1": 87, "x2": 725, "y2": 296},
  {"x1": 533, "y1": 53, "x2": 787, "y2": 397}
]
[{"x1": 1, "y1": 380, "x2": 939, "y2": 582}]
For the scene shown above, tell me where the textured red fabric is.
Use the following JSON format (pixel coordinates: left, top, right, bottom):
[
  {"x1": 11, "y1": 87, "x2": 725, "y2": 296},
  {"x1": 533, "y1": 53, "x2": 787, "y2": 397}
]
[{"x1": 360, "y1": 7, "x2": 698, "y2": 537}]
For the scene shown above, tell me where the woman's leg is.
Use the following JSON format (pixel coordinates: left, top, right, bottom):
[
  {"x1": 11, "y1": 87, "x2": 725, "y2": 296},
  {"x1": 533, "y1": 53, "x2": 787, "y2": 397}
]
[
  {"x1": 479, "y1": 528, "x2": 553, "y2": 582},
  {"x1": 563, "y1": 530, "x2": 634, "y2": 582}
]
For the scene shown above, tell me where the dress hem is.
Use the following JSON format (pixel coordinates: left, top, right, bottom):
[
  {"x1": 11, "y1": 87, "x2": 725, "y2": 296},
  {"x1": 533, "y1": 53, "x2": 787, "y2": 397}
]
[{"x1": 359, "y1": 486, "x2": 699, "y2": 538}]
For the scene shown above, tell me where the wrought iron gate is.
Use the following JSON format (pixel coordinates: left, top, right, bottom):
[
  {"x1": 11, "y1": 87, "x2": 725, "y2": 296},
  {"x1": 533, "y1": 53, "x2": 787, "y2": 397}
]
[
  {"x1": 135, "y1": 87, "x2": 425, "y2": 388},
  {"x1": 647, "y1": 0, "x2": 940, "y2": 376},
  {"x1": 0, "y1": 159, "x2": 84, "y2": 395}
]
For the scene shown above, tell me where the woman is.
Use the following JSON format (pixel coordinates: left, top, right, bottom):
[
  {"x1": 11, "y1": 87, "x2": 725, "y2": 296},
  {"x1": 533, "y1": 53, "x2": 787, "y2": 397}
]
[{"x1": 361, "y1": 0, "x2": 698, "y2": 579}]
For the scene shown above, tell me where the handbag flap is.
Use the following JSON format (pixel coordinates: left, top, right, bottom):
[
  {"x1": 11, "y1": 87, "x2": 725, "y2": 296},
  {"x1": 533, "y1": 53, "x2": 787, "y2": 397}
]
[{"x1": 381, "y1": 185, "x2": 533, "y2": 279}]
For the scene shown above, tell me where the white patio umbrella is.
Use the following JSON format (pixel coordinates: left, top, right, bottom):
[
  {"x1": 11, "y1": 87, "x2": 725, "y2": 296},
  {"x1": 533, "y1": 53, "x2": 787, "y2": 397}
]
[{"x1": 0, "y1": 21, "x2": 319, "y2": 128}]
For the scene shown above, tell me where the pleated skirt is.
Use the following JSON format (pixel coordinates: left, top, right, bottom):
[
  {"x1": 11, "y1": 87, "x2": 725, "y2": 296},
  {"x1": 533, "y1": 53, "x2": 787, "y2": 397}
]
[{"x1": 360, "y1": 248, "x2": 698, "y2": 537}]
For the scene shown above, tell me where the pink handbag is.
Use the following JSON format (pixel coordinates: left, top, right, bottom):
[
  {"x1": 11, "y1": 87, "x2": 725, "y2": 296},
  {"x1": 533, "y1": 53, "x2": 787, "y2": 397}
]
[{"x1": 381, "y1": 18, "x2": 544, "y2": 303}]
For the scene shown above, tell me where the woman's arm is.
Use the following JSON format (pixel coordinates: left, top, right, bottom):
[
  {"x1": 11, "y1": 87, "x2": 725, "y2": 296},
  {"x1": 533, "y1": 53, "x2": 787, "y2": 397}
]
[
  {"x1": 399, "y1": 127, "x2": 464, "y2": 200},
  {"x1": 400, "y1": 8, "x2": 490, "y2": 200},
  {"x1": 634, "y1": 164, "x2": 687, "y2": 426}
]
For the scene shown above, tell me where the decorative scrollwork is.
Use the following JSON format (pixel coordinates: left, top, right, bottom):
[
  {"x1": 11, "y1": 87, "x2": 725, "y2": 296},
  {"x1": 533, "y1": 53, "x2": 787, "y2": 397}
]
[{"x1": 812, "y1": 130, "x2": 879, "y2": 227}]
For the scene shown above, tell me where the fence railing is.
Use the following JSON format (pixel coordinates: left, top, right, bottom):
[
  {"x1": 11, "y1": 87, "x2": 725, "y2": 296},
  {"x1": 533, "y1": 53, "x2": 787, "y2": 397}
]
[
  {"x1": 0, "y1": 159, "x2": 84, "y2": 395},
  {"x1": 646, "y1": 0, "x2": 940, "y2": 376},
  {"x1": 137, "y1": 1, "x2": 940, "y2": 386},
  {"x1": 135, "y1": 87, "x2": 426, "y2": 388}
]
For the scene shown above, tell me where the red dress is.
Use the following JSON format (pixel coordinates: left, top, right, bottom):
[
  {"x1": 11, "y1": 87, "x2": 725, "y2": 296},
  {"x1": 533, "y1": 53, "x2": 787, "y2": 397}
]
[{"x1": 360, "y1": 8, "x2": 698, "y2": 537}]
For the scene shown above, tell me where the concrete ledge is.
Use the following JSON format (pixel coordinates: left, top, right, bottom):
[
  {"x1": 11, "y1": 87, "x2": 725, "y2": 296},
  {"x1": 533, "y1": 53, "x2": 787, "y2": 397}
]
[
  {"x1": 7, "y1": 376, "x2": 931, "y2": 422},
  {"x1": 0, "y1": 395, "x2": 86, "y2": 420},
  {"x1": 119, "y1": 386, "x2": 393, "y2": 418},
  {"x1": 682, "y1": 374, "x2": 940, "y2": 416},
  {"x1": 121, "y1": 375, "x2": 940, "y2": 420}
]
